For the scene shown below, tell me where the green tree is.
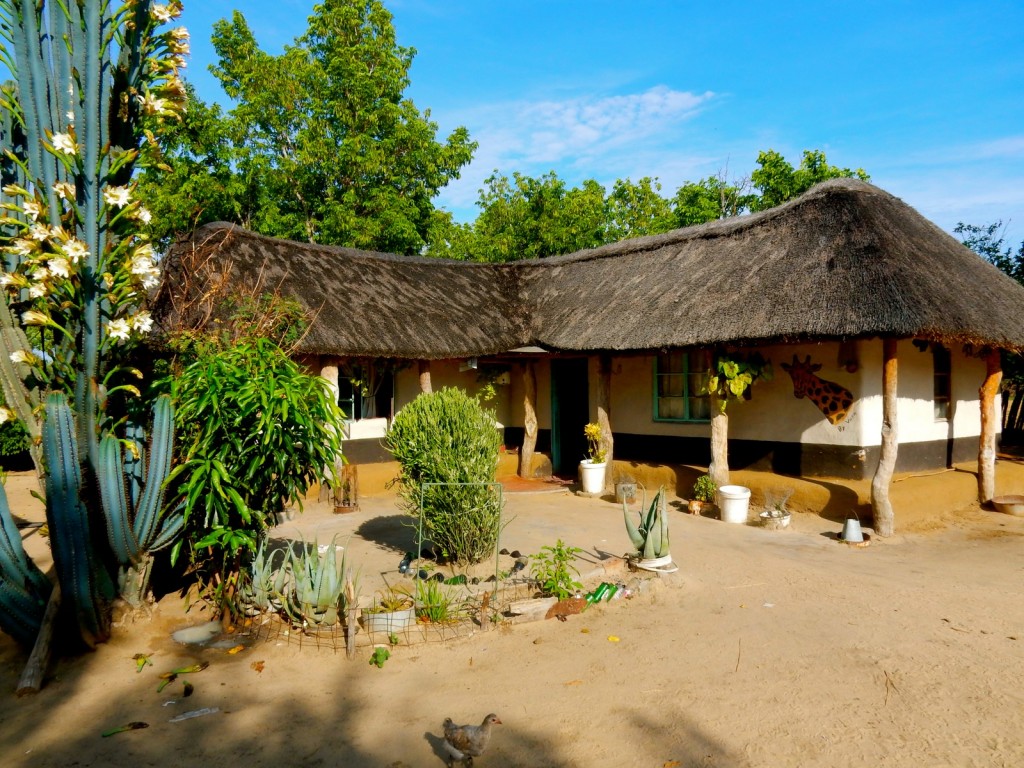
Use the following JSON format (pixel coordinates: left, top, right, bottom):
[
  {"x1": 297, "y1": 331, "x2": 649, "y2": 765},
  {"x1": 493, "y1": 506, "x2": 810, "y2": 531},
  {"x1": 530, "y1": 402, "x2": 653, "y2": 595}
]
[
  {"x1": 671, "y1": 175, "x2": 756, "y2": 227},
  {"x1": 605, "y1": 177, "x2": 675, "y2": 240},
  {"x1": 956, "y1": 221, "x2": 1024, "y2": 285},
  {"x1": 143, "y1": 0, "x2": 476, "y2": 254},
  {"x1": 750, "y1": 149, "x2": 869, "y2": 211},
  {"x1": 167, "y1": 337, "x2": 343, "y2": 611}
]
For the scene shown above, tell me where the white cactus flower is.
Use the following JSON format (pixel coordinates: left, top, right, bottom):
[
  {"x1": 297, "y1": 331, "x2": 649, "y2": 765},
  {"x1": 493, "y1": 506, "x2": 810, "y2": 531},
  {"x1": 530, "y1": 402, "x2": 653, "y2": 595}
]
[
  {"x1": 106, "y1": 318, "x2": 131, "y2": 341},
  {"x1": 63, "y1": 239, "x2": 89, "y2": 263},
  {"x1": 131, "y1": 311, "x2": 154, "y2": 334},
  {"x1": 21, "y1": 310, "x2": 50, "y2": 325},
  {"x1": 9, "y1": 350, "x2": 35, "y2": 365},
  {"x1": 0, "y1": 407, "x2": 14, "y2": 424},
  {"x1": 52, "y1": 133, "x2": 78, "y2": 155},
  {"x1": 22, "y1": 200, "x2": 42, "y2": 221},
  {"x1": 48, "y1": 257, "x2": 71, "y2": 279},
  {"x1": 103, "y1": 185, "x2": 131, "y2": 208},
  {"x1": 53, "y1": 181, "x2": 76, "y2": 200}
]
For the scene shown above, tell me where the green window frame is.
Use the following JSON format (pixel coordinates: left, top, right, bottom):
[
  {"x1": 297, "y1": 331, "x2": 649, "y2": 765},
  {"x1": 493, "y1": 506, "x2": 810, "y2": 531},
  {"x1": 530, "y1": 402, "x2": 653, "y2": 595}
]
[{"x1": 653, "y1": 350, "x2": 711, "y2": 423}]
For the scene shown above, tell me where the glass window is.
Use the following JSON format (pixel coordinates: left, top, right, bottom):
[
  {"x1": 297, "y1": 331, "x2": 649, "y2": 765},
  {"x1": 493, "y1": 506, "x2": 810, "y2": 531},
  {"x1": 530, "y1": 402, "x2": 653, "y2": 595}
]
[
  {"x1": 654, "y1": 350, "x2": 710, "y2": 422},
  {"x1": 338, "y1": 369, "x2": 394, "y2": 420},
  {"x1": 933, "y1": 346, "x2": 951, "y2": 421}
]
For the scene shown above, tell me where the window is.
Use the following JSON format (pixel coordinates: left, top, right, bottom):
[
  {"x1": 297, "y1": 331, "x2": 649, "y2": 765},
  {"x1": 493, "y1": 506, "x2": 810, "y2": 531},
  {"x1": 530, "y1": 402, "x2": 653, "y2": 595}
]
[
  {"x1": 933, "y1": 345, "x2": 951, "y2": 421},
  {"x1": 654, "y1": 350, "x2": 710, "y2": 422},
  {"x1": 338, "y1": 370, "x2": 394, "y2": 421}
]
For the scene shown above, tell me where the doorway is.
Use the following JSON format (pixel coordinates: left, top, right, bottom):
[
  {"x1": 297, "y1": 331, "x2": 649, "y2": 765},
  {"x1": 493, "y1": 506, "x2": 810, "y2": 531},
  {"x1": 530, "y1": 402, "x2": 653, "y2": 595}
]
[{"x1": 551, "y1": 358, "x2": 590, "y2": 475}]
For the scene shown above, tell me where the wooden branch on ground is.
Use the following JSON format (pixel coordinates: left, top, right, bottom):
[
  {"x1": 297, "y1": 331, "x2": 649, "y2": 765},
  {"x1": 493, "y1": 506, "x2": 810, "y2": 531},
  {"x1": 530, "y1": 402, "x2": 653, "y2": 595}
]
[{"x1": 17, "y1": 583, "x2": 61, "y2": 697}]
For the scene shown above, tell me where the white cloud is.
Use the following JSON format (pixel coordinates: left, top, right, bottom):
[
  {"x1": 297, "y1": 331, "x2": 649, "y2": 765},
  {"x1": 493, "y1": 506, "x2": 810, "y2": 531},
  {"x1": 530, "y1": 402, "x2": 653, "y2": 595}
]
[{"x1": 438, "y1": 85, "x2": 715, "y2": 213}]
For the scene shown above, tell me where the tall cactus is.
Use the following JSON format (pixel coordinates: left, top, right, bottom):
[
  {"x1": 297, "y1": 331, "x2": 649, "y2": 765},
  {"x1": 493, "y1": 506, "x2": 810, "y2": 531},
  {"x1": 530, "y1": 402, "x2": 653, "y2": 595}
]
[{"x1": 0, "y1": 1, "x2": 189, "y2": 647}]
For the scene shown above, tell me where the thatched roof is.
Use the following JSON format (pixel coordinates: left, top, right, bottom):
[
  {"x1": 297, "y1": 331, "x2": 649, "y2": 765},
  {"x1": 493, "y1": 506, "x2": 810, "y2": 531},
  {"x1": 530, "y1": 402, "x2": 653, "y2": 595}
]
[{"x1": 160, "y1": 179, "x2": 1024, "y2": 358}]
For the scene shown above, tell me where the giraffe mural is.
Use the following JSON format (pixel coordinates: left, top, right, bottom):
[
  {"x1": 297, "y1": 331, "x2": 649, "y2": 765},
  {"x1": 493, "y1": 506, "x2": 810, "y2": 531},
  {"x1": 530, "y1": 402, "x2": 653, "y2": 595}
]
[{"x1": 780, "y1": 354, "x2": 854, "y2": 425}]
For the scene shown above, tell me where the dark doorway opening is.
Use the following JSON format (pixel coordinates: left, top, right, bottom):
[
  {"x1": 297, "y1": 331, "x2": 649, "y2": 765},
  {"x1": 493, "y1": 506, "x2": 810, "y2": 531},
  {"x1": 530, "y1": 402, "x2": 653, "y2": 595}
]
[{"x1": 551, "y1": 358, "x2": 589, "y2": 475}]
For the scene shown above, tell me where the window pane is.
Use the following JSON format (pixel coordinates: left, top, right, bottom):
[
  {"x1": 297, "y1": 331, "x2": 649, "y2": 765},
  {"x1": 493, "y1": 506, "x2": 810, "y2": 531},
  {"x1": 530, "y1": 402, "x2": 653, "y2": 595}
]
[{"x1": 689, "y1": 394, "x2": 711, "y2": 421}]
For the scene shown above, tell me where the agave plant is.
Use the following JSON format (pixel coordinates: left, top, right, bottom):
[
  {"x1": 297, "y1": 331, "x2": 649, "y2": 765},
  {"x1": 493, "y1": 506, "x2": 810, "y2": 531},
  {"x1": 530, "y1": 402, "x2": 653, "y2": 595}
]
[{"x1": 623, "y1": 485, "x2": 670, "y2": 561}]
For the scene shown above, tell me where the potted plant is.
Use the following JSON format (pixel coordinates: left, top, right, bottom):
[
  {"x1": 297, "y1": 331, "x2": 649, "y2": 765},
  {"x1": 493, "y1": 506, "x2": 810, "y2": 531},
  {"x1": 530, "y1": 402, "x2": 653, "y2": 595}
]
[
  {"x1": 623, "y1": 485, "x2": 676, "y2": 572},
  {"x1": 579, "y1": 422, "x2": 608, "y2": 494},
  {"x1": 689, "y1": 474, "x2": 717, "y2": 515},
  {"x1": 362, "y1": 585, "x2": 416, "y2": 634},
  {"x1": 759, "y1": 489, "x2": 793, "y2": 530}
]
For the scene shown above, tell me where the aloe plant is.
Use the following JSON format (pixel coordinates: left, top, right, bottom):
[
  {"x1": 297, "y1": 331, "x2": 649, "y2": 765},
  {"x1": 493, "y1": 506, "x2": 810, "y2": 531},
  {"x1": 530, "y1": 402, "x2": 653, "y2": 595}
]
[
  {"x1": 285, "y1": 536, "x2": 349, "y2": 628},
  {"x1": 0, "y1": 1, "x2": 189, "y2": 647},
  {"x1": 623, "y1": 485, "x2": 670, "y2": 560},
  {"x1": 237, "y1": 540, "x2": 289, "y2": 615}
]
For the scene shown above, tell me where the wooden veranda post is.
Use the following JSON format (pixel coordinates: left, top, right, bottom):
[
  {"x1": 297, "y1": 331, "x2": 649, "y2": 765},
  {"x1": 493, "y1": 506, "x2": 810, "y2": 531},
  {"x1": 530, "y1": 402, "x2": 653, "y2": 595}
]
[
  {"x1": 418, "y1": 360, "x2": 432, "y2": 394},
  {"x1": 597, "y1": 354, "x2": 614, "y2": 486},
  {"x1": 978, "y1": 349, "x2": 1002, "y2": 504},
  {"x1": 519, "y1": 361, "x2": 538, "y2": 479},
  {"x1": 871, "y1": 339, "x2": 898, "y2": 537}
]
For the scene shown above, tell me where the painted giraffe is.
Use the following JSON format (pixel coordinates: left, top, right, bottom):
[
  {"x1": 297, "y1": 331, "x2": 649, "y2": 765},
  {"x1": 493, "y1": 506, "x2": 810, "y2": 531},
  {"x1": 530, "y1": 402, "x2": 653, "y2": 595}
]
[{"x1": 780, "y1": 354, "x2": 854, "y2": 425}]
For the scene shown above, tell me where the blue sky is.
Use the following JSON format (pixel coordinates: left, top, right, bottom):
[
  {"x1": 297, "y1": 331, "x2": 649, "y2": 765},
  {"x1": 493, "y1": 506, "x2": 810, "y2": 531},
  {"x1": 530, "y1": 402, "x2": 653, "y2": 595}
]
[{"x1": 179, "y1": 0, "x2": 1024, "y2": 246}]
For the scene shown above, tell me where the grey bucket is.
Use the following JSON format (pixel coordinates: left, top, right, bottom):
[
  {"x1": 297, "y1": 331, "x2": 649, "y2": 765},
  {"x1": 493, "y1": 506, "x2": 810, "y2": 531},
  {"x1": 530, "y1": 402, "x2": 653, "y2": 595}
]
[{"x1": 841, "y1": 515, "x2": 864, "y2": 543}]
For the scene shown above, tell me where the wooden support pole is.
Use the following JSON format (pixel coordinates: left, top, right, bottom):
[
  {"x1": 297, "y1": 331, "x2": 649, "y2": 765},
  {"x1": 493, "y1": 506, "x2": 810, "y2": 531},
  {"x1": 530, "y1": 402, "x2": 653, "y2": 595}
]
[
  {"x1": 596, "y1": 354, "x2": 613, "y2": 487},
  {"x1": 871, "y1": 338, "x2": 899, "y2": 537},
  {"x1": 978, "y1": 349, "x2": 1002, "y2": 504},
  {"x1": 17, "y1": 583, "x2": 61, "y2": 696},
  {"x1": 519, "y1": 361, "x2": 538, "y2": 479},
  {"x1": 418, "y1": 359, "x2": 432, "y2": 394}
]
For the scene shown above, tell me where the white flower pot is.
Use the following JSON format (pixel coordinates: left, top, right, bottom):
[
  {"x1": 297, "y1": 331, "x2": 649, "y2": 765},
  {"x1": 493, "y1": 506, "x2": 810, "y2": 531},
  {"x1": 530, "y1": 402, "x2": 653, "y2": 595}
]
[{"x1": 579, "y1": 460, "x2": 607, "y2": 494}]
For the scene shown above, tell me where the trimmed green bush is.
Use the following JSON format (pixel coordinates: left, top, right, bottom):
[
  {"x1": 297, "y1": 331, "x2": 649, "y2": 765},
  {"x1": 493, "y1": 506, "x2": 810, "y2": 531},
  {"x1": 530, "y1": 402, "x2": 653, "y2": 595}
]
[{"x1": 385, "y1": 388, "x2": 502, "y2": 565}]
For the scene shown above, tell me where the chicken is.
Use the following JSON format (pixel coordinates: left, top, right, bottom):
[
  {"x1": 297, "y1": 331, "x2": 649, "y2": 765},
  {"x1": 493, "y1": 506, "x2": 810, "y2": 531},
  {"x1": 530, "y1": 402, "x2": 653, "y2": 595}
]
[{"x1": 442, "y1": 713, "x2": 502, "y2": 766}]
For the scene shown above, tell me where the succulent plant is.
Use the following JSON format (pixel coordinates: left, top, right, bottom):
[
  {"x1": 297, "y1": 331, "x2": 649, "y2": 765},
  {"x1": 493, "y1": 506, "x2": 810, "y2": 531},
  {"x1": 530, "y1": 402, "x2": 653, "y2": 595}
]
[
  {"x1": 623, "y1": 485, "x2": 670, "y2": 560},
  {"x1": 237, "y1": 540, "x2": 289, "y2": 615},
  {"x1": 285, "y1": 536, "x2": 349, "y2": 627}
]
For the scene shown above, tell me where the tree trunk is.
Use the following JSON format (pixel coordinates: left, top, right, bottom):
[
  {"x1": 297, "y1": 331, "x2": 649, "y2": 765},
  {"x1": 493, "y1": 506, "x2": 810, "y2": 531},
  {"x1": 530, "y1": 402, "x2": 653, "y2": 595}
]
[
  {"x1": 596, "y1": 354, "x2": 613, "y2": 488},
  {"x1": 418, "y1": 359, "x2": 432, "y2": 394},
  {"x1": 978, "y1": 349, "x2": 1002, "y2": 504},
  {"x1": 871, "y1": 339, "x2": 898, "y2": 537},
  {"x1": 519, "y1": 361, "x2": 538, "y2": 479},
  {"x1": 709, "y1": 393, "x2": 729, "y2": 488}
]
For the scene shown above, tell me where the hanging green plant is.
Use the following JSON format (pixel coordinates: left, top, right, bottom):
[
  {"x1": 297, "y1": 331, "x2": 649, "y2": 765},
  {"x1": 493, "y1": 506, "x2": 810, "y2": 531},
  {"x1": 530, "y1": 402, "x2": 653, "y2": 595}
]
[{"x1": 704, "y1": 351, "x2": 773, "y2": 412}]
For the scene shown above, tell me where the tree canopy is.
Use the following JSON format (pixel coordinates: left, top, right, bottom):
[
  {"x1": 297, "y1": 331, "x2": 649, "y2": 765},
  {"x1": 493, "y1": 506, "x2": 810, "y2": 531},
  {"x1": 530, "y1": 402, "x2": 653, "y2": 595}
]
[
  {"x1": 426, "y1": 149, "x2": 870, "y2": 262},
  {"x1": 140, "y1": 0, "x2": 476, "y2": 254}
]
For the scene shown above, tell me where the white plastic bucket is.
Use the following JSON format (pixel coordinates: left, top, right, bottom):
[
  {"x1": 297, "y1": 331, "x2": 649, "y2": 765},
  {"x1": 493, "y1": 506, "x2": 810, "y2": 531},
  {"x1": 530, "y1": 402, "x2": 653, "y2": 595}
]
[
  {"x1": 579, "y1": 460, "x2": 607, "y2": 494},
  {"x1": 718, "y1": 485, "x2": 752, "y2": 524}
]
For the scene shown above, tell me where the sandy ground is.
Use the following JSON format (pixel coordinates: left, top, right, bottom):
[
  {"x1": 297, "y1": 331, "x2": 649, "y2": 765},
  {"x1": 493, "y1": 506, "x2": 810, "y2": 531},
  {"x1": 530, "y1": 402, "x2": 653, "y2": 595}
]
[{"x1": 2, "y1": 465, "x2": 1024, "y2": 768}]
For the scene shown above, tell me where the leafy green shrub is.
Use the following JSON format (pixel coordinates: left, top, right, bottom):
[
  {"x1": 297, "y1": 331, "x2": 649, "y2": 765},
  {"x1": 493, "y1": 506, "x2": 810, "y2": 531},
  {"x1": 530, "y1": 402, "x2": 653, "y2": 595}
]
[
  {"x1": 0, "y1": 418, "x2": 30, "y2": 462},
  {"x1": 692, "y1": 474, "x2": 717, "y2": 503},
  {"x1": 385, "y1": 387, "x2": 503, "y2": 565},
  {"x1": 530, "y1": 539, "x2": 583, "y2": 599},
  {"x1": 167, "y1": 337, "x2": 343, "y2": 607}
]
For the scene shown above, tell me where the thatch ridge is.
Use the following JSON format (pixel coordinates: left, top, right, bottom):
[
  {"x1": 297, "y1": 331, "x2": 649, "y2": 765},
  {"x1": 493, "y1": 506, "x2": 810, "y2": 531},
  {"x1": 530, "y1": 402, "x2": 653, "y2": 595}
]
[{"x1": 160, "y1": 179, "x2": 1024, "y2": 358}]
